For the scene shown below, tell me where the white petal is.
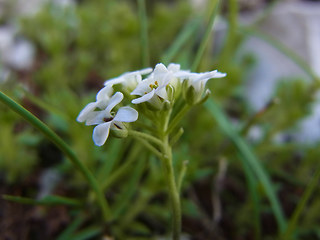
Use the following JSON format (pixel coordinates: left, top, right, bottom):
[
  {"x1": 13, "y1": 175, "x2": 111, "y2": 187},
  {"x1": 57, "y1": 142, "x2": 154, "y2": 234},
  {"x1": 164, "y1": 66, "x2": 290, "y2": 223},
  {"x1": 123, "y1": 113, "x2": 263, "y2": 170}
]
[
  {"x1": 161, "y1": 72, "x2": 173, "y2": 86},
  {"x1": 153, "y1": 63, "x2": 168, "y2": 75},
  {"x1": 155, "y1": 87, "x2": 168, "y2": 100},
  {"x1": 96, "y1": 85, "x2": 113, "y2": 101},
  {"x1": 92, "y1": 122, "x2": 111, "y2": 146},
  {"x1": 104, "y1": 68, "x2": 152, "y2": 86},
  {"x1": 95, "y1": 99, "x2": 109, "y2": 110},
  {"x1": 105, "y1": 92, "x2": 124, "y2": 113},
  {"x1": 131, "y1": 78, "x2": 153, "y2": 96},
  {"x1": 212, "y1": 71, "x2": 227, "y2": 78},
  {"x1": 77, "y1": 102, "x2": 97, "y2": 122},
  {"x1": 168, "y1": 63, "x2": 180, "y2": 72},
  {"x1": 138, "y1": 68, "x2": 153, "y2": 75},
  {"x1": 85, "y1": 110, "x2": 111, "y2": 126},
  {"x1": 114, "y1": 106, "x2": 138, "y2": 122},
  {"x1": 192, "y1": 71, "x2": 226, "y2": 84},
  {"x1": 132, "y1": 89, "x2": 155, "y2": 104},
  {"x1": 173, "y1": 70, "x2": 191, "y2": 79}
]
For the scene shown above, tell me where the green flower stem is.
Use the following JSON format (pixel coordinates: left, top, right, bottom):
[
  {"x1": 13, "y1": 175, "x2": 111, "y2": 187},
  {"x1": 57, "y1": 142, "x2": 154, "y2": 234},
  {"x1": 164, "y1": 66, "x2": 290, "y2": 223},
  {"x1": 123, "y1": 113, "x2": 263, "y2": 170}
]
[
  {"x1": 158, "y1": 111, "x2": 181, "y2": 240},
  {"x1": 170, "y1": 127, "x2": 184, "y2": 146},
  {"x1": 131, "y1": 135, "x2": 163, "y2": 159},
  {"x1": 161, "y1": 136, "x2": 181, "y2": 240},
  {"x1": 0, "y1": 91, "x2": 110, "y2": 221},
  {"x1": 166, "y1": 105, "x2": 190, "y2": 135},
  {"x1": 128, "y1": 130, "x2": 163, "y2": 147},
  {"x1": 177, "y1": 160, "x2": 188, "y2": 193}
]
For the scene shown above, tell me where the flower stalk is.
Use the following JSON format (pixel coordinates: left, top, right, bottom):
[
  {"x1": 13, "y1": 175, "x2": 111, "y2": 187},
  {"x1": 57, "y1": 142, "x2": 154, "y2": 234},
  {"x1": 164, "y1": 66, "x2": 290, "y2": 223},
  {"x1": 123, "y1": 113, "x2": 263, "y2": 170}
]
[
  {"x1": 159, "y1": 110, "x2": 182, "y2": 240},
  {"x1": 161, "y1": 133, "x2": 181, "y2": 240}
]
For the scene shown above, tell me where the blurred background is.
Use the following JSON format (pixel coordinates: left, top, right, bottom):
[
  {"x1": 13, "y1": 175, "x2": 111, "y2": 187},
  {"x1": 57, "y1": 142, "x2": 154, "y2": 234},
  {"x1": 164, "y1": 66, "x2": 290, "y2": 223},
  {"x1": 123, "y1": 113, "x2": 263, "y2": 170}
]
[{"x1": 1, "y1": 0, "x2": 320, "y2": 239}]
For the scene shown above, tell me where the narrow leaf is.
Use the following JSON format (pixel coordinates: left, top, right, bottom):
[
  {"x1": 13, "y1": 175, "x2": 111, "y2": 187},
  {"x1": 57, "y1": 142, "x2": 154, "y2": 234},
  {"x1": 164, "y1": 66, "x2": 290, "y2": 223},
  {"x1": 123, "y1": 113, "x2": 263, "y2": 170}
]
[{"x1": 3, "y1": 195, "x2": 82, "y2": 207}]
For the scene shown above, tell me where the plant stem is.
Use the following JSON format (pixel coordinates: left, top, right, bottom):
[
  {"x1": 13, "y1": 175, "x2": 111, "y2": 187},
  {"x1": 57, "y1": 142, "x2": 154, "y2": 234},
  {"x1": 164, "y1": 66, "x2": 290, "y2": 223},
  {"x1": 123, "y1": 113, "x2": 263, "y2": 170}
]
[
  {"x1": 160, "y1": 112, "x2": 181, "y2": 240},
  {"x1": 161, "y1": 136, "x2": 181, "y2": 240},
  {"x1": 166, "y1": 105, "x2": 190, "y2": 135},
  {"x1": 131, "y1": 135, "x2": 163, "y2": 159},
  {"x1": 128, "y1": 130, "x2": 163, "y2": 147},
  {"x1": 0, "y1": 91, "x2": 110, "y2": 221}
]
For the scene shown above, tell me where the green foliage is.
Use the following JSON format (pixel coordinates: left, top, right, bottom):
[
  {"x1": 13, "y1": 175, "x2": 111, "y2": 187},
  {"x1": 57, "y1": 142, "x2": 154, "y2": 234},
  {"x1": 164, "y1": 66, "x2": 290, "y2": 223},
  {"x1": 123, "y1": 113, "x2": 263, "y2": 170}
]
[
  {"x1": 0, "y1": 102, "x2": 39, "y2": 183},
  {"x1": 263, "y1": 78, "x2": 313, "y2": 135},
  {"x1": 1, "y1": 0, "x2": 320, "y2": 239}
]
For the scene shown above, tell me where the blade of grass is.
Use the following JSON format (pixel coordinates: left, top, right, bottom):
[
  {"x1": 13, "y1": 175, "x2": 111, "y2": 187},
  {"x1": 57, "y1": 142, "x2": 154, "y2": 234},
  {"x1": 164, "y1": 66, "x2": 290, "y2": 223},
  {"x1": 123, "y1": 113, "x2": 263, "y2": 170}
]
[
  {"x1": 137, "y1": 0, "x2": 149, "y2": 67},
  {"x1": 112, "y1": 154, "x2": 146, "y2": 219},
  {"x1": 3, "y1": 195, "x2": 82, "y2": 207},
  {"x1": 161, "y1": 17, "x2": 202, "y2": 65},
  {"x1": 217, "y1": 0, "x2": 238, "y2": 63},
  {"x1": 282, "y1": 163, "x2": 320, "y2": 240},
  {"x1": 96, "y1": 139, "x2": 123, "y2": 181},
  {"x1": 68, "y1": 226, "x2": 102, "y2": 240},
  {"x1": 101, "y1": 143, "x2": 142, "y2": 191},
  {"x1": 191, "y1": 0, "x2": 220, "y2": 71},
  {"x1": 57, "y1": 214, "x2": 86, "y2": 240},
  {"x1": 240, "y1": 155, "x2": 261, "y2": 240},
  {"x1": 204, "y1": 98, "x2": 287, "y2": 233},
  {"x1": 0, "y1": 91, "x2": 110, "y2": 221}
]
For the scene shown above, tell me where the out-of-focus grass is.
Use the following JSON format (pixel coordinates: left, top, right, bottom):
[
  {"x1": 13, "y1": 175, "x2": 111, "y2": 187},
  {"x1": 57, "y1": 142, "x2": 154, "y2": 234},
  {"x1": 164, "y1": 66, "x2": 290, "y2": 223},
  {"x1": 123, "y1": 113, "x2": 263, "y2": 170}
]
[{"x1": 1, "y1": 0, "x2": 320, "y2": 239}]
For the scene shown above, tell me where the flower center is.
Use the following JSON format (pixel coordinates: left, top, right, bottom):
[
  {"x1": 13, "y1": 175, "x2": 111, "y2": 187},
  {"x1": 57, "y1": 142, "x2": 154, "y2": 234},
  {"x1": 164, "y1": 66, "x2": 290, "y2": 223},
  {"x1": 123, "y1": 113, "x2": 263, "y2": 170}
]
[
  {"x1": 149, "y1": 81, "x2": 158, "y2": 90},
  {"x1": 103, "y1": 117, "x2": 113, "y2": 122}
]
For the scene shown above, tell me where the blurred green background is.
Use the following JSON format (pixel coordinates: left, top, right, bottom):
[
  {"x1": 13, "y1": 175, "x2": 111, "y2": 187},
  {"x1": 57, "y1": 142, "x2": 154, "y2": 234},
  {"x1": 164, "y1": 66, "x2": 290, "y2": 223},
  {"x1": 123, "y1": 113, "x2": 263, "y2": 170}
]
[{"x1": 0, "y1": 0, "x2": 320, "y2": 239}]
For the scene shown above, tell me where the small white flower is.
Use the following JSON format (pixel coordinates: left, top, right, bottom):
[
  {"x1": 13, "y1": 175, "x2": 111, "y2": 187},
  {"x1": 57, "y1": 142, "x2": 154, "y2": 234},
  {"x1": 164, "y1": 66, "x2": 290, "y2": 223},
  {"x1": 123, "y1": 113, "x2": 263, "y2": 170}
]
[
  {"x1": 179, "y1": 70, "x2": 226, "y2": 94},
  {"x1": 77, "y1": 92, "x2": 138, "y2": 146},
  {"x1": 131, "y1": 63, "x2": 175, "y2": 105},
  {"x1": 76, "y1": 84, "x2": 114, "y2": 123},
  {"x1": 104, "y1": 68, "x2": 152, "y2": 92}
]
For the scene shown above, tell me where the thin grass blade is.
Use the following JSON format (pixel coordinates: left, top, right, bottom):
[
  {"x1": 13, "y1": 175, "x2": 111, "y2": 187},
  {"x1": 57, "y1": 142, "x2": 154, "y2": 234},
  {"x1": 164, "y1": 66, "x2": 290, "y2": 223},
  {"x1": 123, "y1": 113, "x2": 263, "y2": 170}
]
[
  {"x1": 3, "y1": 195, "x2": 82, "y2": 207},
  {"x1": 137, "y1": 0, "x2": 150, "y2": 67},
  {"x1": 161, "y1": 17, "x2": 201, "y2": 65},
  {"x1": 282, "y1": 163, "x2": 320, "y2": 240},
  {"x1": 0, "y1": 91, "x2": 110, "y2": 220},
  {"x1": 204, "y1": 98, "x2": 287, "y2": 233},
  {"x1": 192, "y1": 0, "x2": 220, "y2": 71}
]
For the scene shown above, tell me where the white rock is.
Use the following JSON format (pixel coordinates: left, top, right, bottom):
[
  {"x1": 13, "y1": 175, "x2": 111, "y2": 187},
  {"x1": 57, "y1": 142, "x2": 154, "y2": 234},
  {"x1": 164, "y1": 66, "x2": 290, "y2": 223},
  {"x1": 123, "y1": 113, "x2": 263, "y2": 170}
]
[
  {"x1": 239, "y1": 1, "x2": 320, "y2": 143},
  {"x1": 5, "y1": 39, "x2": 35, "y2": 71}
]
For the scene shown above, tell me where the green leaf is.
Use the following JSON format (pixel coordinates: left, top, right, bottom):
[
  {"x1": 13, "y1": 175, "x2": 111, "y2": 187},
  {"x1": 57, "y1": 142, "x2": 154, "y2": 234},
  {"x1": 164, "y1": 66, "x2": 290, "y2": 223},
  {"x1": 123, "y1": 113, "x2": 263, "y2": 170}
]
[
  {"x1": 161, "y1": 17, "x2": 201, "y2": 65},
  {"x1": 57, "y1": 214, "x2": 86, "y2": 240},
  {"x1": 0, "y1": 91, "x2": 110, "y2": 220},
  {"x1": 112, "y1": 154, "x2": 146, "y2": 219},
  {"x1": 282, "y1": 163, "x2": 320, "y2": 240},
  {"x1": 3, "y1": 195, "x2": 82, "y2": 207},
  {"x1": 68, "y1": 226, "x2": 102, "y2": 240}
]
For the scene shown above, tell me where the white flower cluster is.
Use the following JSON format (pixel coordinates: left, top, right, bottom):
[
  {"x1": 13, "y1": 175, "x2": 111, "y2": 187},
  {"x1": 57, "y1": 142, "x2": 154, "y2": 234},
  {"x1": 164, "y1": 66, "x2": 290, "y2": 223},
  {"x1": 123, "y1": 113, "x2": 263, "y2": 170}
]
[{"x1": 77, "y1": 63, "x2": 226, "y2": 146}]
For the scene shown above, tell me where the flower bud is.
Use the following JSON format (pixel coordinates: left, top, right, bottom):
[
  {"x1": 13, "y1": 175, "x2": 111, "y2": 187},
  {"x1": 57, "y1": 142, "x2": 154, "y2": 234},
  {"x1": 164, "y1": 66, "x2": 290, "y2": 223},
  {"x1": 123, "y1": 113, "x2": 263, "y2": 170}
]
[
  {"x1": 162, "y1": 100, "x2": 171, "y2": 111},
  {"x1": 166, "y1": 84, "x2": 175, "y2": 102},
  {"x1": 110, "y1": 126, "x2": 128, "y2": 138},
  {"x1": 185, "y1": 85, "x2": 197, "y2": 105},
  {"x1": 196, "y1": 89, "x2": 211, "y2": 105}
]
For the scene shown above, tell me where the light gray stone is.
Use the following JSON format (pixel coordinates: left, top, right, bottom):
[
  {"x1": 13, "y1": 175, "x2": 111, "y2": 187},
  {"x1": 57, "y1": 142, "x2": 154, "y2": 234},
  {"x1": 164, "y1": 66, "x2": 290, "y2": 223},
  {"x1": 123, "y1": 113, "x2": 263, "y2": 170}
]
[{"x1": 240, "y1": 1, "x2": 320, "y2": 143}]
